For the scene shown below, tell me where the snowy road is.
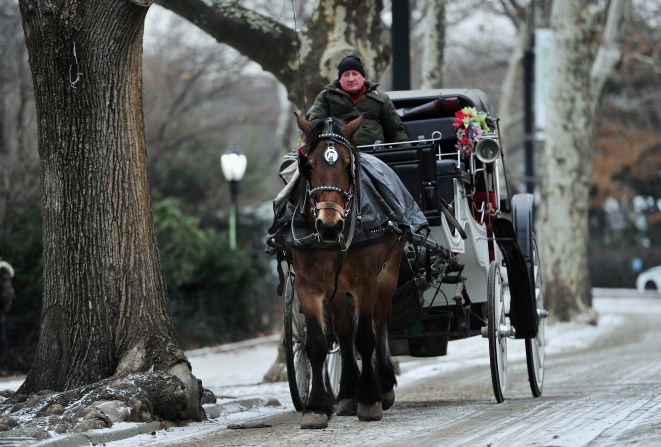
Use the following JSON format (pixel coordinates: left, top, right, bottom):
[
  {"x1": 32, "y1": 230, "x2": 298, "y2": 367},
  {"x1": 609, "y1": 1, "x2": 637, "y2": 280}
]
[{"x1": 110, "y1": 290, "x2": 661, "y2": 447}]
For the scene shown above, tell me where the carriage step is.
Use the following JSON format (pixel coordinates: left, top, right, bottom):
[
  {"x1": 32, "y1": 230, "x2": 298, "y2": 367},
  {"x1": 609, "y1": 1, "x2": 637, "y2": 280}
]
[{"x1": 481, "y1": 324, "x2": 516, "y2": 338}]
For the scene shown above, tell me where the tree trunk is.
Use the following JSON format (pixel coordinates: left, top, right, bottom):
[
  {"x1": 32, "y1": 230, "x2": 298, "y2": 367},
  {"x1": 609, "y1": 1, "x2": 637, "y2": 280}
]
[
  {"x1": 156, "y1": 0, "x2": 390, "y2": 111},
  {"x1": 18, "y1": 0, "x2": 200, "y2": 419},
  {"x1": 537, "y1": 0, "x2": 628, "y2": 321},
  {"x1": 537, "y1": 1, "x2": 595, "y2": 320},
  {"x1": 420, "y1": 0, "x2": 445, "y2": 89}
]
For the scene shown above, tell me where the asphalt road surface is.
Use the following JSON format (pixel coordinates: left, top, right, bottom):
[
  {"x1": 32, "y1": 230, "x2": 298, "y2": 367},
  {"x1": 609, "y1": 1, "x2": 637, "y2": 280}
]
[{"x1": 148, "y1": 291, "x2": 661, "y2": 447}]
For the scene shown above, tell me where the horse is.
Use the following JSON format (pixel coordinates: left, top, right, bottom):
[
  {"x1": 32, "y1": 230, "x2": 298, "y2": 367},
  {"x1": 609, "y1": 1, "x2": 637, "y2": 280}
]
[{"x1": 291, "y1": 114, "x2": 404, "y2": 429}]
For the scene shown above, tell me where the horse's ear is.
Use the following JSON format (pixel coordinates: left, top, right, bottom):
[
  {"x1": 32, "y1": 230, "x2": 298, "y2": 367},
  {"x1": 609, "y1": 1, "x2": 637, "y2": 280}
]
[
  {"x1": 295, "y1": 112, "x2": 311, "y2": 135},
  {"x1": 340, "y1": 114, "x2": 364, "y2": 140}
]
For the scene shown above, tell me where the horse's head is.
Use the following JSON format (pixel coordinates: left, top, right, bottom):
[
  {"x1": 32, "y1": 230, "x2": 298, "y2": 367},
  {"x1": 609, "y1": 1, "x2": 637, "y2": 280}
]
[{"x1": 296, "y1": 114, "x2": 363, "y2": 243}]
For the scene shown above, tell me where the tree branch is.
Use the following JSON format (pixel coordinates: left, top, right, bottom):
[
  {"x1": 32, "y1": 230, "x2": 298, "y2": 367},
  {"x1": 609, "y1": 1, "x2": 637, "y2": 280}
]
[
  {"x1": 497, "y1": 0, "x2": 521, "y2": 30},
  {"x1": 590, "y1": 0, "x2": 629, "y2": 112},
  {"x1": 155, "y1": 0, "x2": 299, "y2": 85},
  {"x1": 630, "y1": 52, "x2": 661, "y2": 74}
]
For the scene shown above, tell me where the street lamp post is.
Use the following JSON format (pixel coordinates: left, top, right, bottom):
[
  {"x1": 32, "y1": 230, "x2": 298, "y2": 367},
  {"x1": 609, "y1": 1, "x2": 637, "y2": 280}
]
[{"x1": 220, "y1": 147, "x2": 247, "y2": 251}]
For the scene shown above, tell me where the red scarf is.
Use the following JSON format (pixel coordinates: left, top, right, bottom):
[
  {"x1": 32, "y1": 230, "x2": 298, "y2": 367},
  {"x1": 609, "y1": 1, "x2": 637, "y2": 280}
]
[{"x1": 349, "y1": 86, "x2": 367, "y2": 105}]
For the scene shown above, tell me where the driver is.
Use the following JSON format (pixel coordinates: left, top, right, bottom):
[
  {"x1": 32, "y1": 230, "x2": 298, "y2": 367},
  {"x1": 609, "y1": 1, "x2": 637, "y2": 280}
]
[{"x1": 306, "y1": 55, "x2": 409, "y2": 146}]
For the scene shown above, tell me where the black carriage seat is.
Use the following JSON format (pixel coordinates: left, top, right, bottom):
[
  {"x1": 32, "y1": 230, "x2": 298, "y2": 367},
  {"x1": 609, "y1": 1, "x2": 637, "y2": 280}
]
[
  {"x1": 367, "y1": 146, "x2": 442, "y2": 224},
  {"x1": 393, "y1": 89, "x2": 495, "y2": 148}
]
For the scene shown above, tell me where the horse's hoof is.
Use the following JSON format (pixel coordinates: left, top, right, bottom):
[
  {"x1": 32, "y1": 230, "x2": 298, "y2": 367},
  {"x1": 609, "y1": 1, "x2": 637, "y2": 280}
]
[
  {"x1": 301, "y1": 412, "x2": 329, "y2": 429},
  {"x1": 382, "y1": 389, "x2": 395, "y2": 411},
  {"x1": 336, "y1": 398, "x2": 357, "y2": 416},
  {"x1": 357, "y1": 402, "x2": 383, "y2": 421}
]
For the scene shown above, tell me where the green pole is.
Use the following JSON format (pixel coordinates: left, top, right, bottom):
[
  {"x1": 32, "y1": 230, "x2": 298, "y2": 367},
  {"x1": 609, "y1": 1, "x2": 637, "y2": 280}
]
[
  {"x1": 229, "y1": 179, "x2": 238, "y2": 251},
  {"x1": 229, "y1": 202, "x2": 237, "y2": 251}
]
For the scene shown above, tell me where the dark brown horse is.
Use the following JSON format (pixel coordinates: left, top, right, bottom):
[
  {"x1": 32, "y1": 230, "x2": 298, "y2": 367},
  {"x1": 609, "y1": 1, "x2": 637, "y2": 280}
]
[{"x1": 292, "y1": 114, "x2": 404, "y2": 429}]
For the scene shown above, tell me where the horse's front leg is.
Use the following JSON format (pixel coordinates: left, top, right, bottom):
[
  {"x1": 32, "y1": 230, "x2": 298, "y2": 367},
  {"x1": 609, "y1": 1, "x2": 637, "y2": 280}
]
[
  {"x1": 296, "y1": 281, "x2": 334, "y2": 429},
  {"x1": 330, "y1": 292, "x2": 359, "y2": 416},
  {"x1": 354, "y1": 286, "x2": 383, "y2": 421}
]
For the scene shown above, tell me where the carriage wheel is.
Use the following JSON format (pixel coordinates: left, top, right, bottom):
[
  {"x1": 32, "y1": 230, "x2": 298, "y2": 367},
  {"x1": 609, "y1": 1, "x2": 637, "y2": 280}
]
[
  {"x1": 525, "y1": 236, "x2": 546, "y2": 397},
  {"x1": 487, "y1": 260, "x2": 508, "y2": 403},
  {"x1": 284, "y1": 276, "x2": 309, "y2": 412},
  {"x1": 284, "y1": 275, "x2": 341, "y2": 411}
]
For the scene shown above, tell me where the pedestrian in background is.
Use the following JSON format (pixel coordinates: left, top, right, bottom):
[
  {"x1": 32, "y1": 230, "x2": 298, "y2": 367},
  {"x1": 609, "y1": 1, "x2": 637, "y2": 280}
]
[{"x1": 0, "y1": 259, "x2": 15, "y2": 358}]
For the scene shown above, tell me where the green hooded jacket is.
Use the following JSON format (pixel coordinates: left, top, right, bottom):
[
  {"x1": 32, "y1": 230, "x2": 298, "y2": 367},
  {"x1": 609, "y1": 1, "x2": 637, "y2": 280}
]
[{"x1": 306, "y1": 80, "x2": 409, "y2": 147}]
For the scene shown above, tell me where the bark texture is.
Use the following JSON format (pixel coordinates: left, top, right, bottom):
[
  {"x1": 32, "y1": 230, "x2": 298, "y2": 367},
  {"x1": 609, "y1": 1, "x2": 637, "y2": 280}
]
[
  {"x1": 537, "y1": 0, "x2": 629, "y2": 320},
  {"x1": 420, "y1": 0, "x2": 445, "y2": 89},
  {"x1": 18, "y1": 0, "x2": 200, "y2": 419},
  {"x1": 156, "y1": 0, "x2": 390, "y2": 111}
]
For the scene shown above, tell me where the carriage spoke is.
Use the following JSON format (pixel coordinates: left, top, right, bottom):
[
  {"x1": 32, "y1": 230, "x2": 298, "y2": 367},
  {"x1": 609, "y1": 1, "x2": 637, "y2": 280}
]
[
  {"x1": 324, "y1": 342, "x2": 342, "y2": 398},
  {"x1": 294, "y1": 349, "x2": 311, "y2": 403}
]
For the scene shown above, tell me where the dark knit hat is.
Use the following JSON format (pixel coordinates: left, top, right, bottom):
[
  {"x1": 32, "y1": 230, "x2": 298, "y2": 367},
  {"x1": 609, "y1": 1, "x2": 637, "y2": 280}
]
[{"x1": 337, "y1": 55, "x2": 366, "y2": 78}]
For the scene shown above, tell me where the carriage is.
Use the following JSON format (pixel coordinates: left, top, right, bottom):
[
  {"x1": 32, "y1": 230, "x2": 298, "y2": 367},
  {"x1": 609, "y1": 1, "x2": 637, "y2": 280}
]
[{"x1": 277, "y1": 89, "x2": 547, "y2": 420}]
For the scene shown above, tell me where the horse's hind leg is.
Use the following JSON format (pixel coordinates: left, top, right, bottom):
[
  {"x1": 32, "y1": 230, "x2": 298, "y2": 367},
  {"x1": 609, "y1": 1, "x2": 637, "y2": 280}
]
[
  {"x1": 374, "y1": 310, "x2": 397, "y2": 411},
  {"x1": 330, "y1": 293, "x2": 359, "y2": 416},
  {"x1": 297, "y1": 285, "x2": 334, "y2": 429},
  {"x1": 374, "y1": 252, "x2": 401, "y2": 411}
]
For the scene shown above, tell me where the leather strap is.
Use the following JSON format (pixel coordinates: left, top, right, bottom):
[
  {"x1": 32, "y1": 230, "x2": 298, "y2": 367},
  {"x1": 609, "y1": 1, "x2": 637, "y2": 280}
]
[{"x1": 316, "y1": 201, "x2": 345, "y2": 218}]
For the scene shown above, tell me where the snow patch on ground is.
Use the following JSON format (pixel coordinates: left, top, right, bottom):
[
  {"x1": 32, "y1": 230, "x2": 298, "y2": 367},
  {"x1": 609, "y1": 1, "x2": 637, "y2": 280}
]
[{"x1": 0, "y1": 377, "x2": 25, "y2": 393}]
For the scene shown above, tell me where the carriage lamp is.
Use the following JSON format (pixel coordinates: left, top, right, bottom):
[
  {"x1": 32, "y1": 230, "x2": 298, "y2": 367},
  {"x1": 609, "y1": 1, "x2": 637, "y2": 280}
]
[{"x1": 220, "y1": 146, "x2": 247, "y2": 251}]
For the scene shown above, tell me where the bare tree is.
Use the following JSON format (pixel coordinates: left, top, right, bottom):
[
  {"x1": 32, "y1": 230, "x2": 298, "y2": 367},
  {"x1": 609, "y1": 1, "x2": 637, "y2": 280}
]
[
  {"x1": 537, "y1": 0, "x2": 629, "y2": 320},
  {"x1": 0, "y1": 3, "x2": 39, "y2": 234},
  {"x1": 142, "y1": 18, "x2": 250, "y2": 156},
  {"x1": 14, "y1": 0, "x2": 202, "y2": 422}
]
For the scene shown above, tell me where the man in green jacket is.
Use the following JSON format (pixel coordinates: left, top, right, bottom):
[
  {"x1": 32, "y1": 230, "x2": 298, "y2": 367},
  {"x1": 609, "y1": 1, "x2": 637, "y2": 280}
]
[{"x1": 306, "y1": 55, "x2": 409, "y2": 146}]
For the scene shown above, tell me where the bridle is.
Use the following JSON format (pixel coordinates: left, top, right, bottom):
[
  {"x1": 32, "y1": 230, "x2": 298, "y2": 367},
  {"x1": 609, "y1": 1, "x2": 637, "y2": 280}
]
[
  {"x1": 305, "y1": 118, "x2": 356, "y2": 220},
  {"x1": 292, "y1": 118, "x2": 359, "y2": 251}
]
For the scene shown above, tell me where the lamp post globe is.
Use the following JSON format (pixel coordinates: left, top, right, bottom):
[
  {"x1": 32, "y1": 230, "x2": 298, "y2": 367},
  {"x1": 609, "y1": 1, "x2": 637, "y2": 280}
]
[{"x1": 220, "y1": 147, "x2": 247, "y2": 250}]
